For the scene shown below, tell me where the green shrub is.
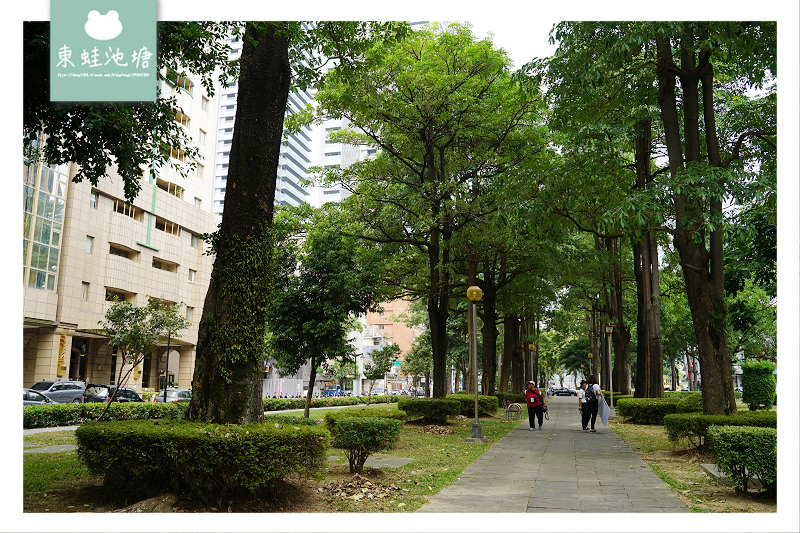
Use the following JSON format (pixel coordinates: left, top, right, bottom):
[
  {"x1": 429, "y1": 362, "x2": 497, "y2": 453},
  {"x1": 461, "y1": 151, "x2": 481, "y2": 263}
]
[
  {"x1": 75, "y1": 419, "x2": 329, "y2": 503},
  {"x1": 664, "y1": 410, "x2": 777, "y2": 448},
  {"x1": 323, "y1": 407, "x2": 406, "y2": 433},
  {"x1": 741, "y1": 360, "x2": 777, "y2": 410},
  {"x1": 262, "y1": 394, "x2": 399, "y2": 412},
  {"x1": 663, "y1": 390, "x2": 700, "y2": 398},
  {"x1": 615, "y1": 397, "x2": 681, "y2": 425},
  {"x1": 264, "y1": 414, "x2": 320, "y2": 426},
  {"x1": 675, "y1": 392, "x2": 704, "y2": 413},
  {"x1": 23, "y1": 402, "x2": 185, "y2": 429},
  {"x1": 610, "y1": 394, "x2": 634, "y2": 407},
  {"x1": 446, "y1": 394, "x2": 499, "y2": 417},
  {"x1": 708, "y1": 425, "x2": 777, "y2": 495},
  {"x1": 329, "y1": 417, "x2": 401, "y2": 474},
  {"x1": 396, "y1": 398, "x2": 461, "y2": 425},
  {"x1": 495, "y1": 393, "x2": 526, "y2": 407}
]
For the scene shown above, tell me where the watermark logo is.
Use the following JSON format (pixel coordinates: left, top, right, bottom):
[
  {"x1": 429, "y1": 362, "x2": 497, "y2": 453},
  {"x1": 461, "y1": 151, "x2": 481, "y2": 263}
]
[
  {"x1": 50, "y1": 0, "x2": 156, "y2": 102},
  {"x1": 84, "y1": 10, "x2": 124, "y2": 41}
]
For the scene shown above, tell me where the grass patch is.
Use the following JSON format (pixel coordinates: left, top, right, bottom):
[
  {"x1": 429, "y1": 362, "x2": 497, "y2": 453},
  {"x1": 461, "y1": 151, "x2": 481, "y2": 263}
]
[
  {"x1": 23, "y1": 430, "x2": 77, "y2": 449},
  {"x1": 318, "y1": 416, "x2": 518, "y2": 512}
]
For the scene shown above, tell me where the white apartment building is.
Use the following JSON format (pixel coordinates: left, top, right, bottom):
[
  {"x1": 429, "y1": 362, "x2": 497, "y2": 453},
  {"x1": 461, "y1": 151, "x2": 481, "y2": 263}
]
[{"x1": 23, "y1": 70, "x2": 221, "y2": 392}]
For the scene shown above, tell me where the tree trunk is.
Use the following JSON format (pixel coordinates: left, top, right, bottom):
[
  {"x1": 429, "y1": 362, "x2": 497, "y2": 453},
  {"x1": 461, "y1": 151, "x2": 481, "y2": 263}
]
[
  {"x1": 304, "y1": 354, "x2": 317, "y2": 418},
  {"x1": 479, "y1": 281, "x2": 499, "y2": 397},
  {"x1": 499, "y1": 315, "x2": 515, "y2": 394},
  {"x1": 632, "y1": 119, "x2": 663, "y2": 398},
  {"x1": 188, "y1": 23, "x2": 290, "y2": 424},
  {"x1": 633, "y1": 238, "x2": 649, "y2": 398},
  {"x1": 606, "y1": 237, "x2": 633, "y2": 395},
  {"x1": 426, "y1": 225, "x2": 451, "y2": 399},
  {"x1": 509, "y1": 319, "x2": 524, "y2": 393},
  {"x1": 656, "y1": 33, "x2": 735, "y2": 415}
]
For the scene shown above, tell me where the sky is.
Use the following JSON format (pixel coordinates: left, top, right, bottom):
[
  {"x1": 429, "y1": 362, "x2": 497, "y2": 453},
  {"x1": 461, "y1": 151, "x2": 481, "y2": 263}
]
[{"x1": 5, "y1": 2, "x2": 800, "y2": 532}]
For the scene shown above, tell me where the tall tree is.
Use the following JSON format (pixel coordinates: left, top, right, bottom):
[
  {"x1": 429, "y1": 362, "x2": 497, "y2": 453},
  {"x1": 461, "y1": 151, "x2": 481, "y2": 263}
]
[
  {"x1": 314, "y1": 23, "x2": 544, "y2": 398},
  {"x1": 187, "y1": 22, "x2": 407, "y2": 424},
  {"x1": 187, "y1": 23, "x2": 291, "y2": 424},
  {"x1": 653, "y1": 22, "x2": 775, "y2": 414}
]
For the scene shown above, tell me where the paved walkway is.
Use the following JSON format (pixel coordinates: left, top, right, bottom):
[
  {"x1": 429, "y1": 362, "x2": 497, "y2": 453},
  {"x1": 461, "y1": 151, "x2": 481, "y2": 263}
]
[{"x1": 416, "y1": 395, "x2": 690, "y2": 513}]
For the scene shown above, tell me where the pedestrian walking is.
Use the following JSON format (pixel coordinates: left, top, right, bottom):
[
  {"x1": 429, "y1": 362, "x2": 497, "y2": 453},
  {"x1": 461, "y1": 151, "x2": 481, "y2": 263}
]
[
  {"x1": 577, "y1": 380, "x2": 589, "y2": 430},
  {"x1": 524, "y1": 381, "x2": 545, "y2": 431},
  {"x1": 584, "y1": 376, "x2": 603, "y2": 432}
]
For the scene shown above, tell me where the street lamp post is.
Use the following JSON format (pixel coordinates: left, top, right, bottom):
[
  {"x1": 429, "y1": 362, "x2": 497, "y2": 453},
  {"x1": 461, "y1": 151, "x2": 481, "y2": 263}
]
[
  {"x1": 528, "y1": 343, "x2": 536, "y2": 385},
  {"x1": 465, "y1": 285, "x2": 487, "y2": 443},
  {"x1": 587, "y1": 352, "x2": 593, "y2": 379},
  {"x1": 605, "y1": 324, "x2": 616, "y2": 415}
]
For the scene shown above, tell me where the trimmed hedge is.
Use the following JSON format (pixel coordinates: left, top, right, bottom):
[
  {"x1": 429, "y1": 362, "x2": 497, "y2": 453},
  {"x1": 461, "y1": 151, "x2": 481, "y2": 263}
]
[
  {"x1": 264, "y1": 414, "x2": 320, "y2": 426},
  {"x1": 675, "y1": 392, "x2": 704, "y2": 413},
  {"x1": 328, "y1": 417, "x2": 401, "y2": 475},
  {"x1": 741, "y1": 360, "x2": 777, "y2": 410},
  {"x1": 615, "y1": 396, "x2": 695, "y2": 425},
  {"x1": 708, "y1": 425, "x2": 777, "y2": 495},
  {"x1": 262, "y1": 394, "x2": 399, "y2": 412},
  {"x1": 23, "y1": 402, "x2": 186, "y2": 429},
  {"x1": 322, "y1": 406, "x2": 406, "y2": 432},
  {"x1": 396, "y1": 397, "x2": 461, "y2": 425},
  {"x1": 663, "y1": 410, "x2": 777, "y2": 448},
  {"x1": 75, "y1": 419, "x2": 329, "y2": 503},
  {"x1": 447, "y1": 394, "x2": 499, "y2": 417},
  {"x1": 495, "y1": 393, "x2": 526, "y2": 407}
]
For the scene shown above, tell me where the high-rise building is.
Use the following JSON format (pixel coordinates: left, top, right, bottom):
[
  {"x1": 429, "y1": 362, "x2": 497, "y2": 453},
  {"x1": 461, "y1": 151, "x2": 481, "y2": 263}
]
[
  {"x1": 23, "y1": 69, "x2": 221, "y2": 392},
  {"x1": 211, "y1": 29, "x2": 314, "y2": 215}
]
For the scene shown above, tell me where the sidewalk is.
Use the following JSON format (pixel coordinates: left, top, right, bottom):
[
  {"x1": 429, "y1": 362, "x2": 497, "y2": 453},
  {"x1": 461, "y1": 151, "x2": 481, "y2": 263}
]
[{"x1": 416, "y1": 395, "x2": 690, "y2": 513}]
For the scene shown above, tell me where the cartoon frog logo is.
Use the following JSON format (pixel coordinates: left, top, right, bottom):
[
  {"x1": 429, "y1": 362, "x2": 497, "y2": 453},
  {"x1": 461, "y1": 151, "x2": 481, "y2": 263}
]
[{"x1": 84, "y1": 10, "x2": 123, "y2": 41}]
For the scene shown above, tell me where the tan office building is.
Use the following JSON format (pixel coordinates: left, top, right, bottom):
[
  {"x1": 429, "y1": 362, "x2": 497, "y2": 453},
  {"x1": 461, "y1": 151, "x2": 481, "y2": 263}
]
[{"x1": 22, "y1": 73, "x2": 221, "y2": 393}]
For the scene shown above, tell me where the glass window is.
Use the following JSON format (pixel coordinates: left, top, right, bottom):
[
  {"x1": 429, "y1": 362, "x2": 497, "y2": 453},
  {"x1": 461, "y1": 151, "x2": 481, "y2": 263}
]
[
  {"x1": 86, "y1": 236, "x2": 94, "y2": 253},
  {"x1": 90, "y1": 191, "x2": 98, "y2": 208}
]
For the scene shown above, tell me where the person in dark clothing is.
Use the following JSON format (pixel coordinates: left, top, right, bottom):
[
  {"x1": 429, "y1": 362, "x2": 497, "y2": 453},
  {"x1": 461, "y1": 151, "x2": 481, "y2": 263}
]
[
  {"x1": 578, "y1": 380, "x2": 589, "y2": 430},
  {"x1": 524, "y1": 381, "x2": 546, "y2": 431},
  {"x1": 584, "y1": 376, "x2": 603, "y2": 432}
]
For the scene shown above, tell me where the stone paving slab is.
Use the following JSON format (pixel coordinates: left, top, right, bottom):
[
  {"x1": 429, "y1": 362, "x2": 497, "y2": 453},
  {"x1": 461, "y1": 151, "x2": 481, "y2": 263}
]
[{"x1": 416, "y1": 395, "x2": 690, "y2": 513}]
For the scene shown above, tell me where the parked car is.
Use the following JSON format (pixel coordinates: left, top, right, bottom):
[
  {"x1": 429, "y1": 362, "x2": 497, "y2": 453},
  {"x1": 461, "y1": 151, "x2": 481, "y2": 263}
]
[
  {"x1": 28, "y1": 379, "x2": 86, "y2": 403},
  {"x1": 363, "y1": 388, "x2": 386, "y2": 396},
  {"x1": 553, "y1": 387, "x2": 575, "y2": 396},
  {"x1": 151, "y1": 388, "x2": 192, "y2": 402},
  {"x1": 24, "y1": 388, "x2": 55, "y2": 406},
  {"x1": 81, "y1": 384, "x2": 144, "y2": 403}
]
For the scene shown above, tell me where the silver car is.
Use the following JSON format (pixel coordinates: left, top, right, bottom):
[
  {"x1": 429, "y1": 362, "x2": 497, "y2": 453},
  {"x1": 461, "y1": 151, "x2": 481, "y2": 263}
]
[
  {"x1": 24, "y1": 388, "x2": 55, "y2": 406},
  {"x1": 28, "y1": 380, "x2": 86, "y2": 403}
]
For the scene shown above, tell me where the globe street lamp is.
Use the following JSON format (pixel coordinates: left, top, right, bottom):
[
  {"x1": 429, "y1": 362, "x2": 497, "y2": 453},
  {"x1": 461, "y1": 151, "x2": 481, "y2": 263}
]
[
  {"x1": 587, "y1": 352, "x2": 593, "y2": 378},
  {"x1": 605, "y1": 324, "x2": 616, "y2": 415},
  {"x1": 465, "y1": 286, "x2": 487, "y2": 443}
]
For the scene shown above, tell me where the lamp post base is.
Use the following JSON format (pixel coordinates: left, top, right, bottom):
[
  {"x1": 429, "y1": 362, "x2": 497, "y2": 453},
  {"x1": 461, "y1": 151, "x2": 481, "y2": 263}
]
[{"x1": 464, "y1": 422, "x2": 488, "y2": 443}]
